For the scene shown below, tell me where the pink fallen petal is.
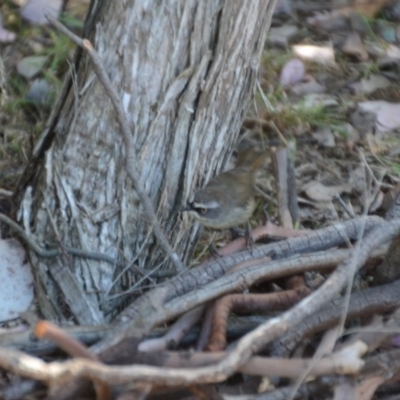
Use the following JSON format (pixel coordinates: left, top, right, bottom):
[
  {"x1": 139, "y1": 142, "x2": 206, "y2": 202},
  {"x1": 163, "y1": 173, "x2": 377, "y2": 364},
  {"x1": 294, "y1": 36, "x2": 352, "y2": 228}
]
[
  {"x1": 0, "y1": 13, "x2": 16, "y2": 43},
  {"x1": 376, "y1": 103, "x2": 400, "y2": 133},
  {"x1": 392, "y1": 335, "x2": 400, "y2": 347},
  {"x1": 280, "y1": 58, "x2": 305, "y2": 88},
  {"x1": 20, "y1": 0, "x2": 62, "y2": 25}
]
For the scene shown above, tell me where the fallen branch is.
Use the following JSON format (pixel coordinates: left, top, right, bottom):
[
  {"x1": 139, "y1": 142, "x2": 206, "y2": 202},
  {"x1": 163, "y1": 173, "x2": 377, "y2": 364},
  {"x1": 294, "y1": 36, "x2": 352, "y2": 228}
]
[
  {"x1": 0, "y1": 324, "x2": 110, "y2": 355},
  {"x1": 0, "y1": 341, "x2": 367, "y2": 386},
  {"x1": 207, "y1": 276, "x2": 311, "y2": 351},
  {"x1": 138, "y1": 306, "x2": 204, "y2": 352},
  {"x1": 103, "y1": 215, "x2": 383, "y2": 353},
  {"x1": 0, "y1": 213, "x2": 127, "y2": 267},
  {"x1": 34, "y1": 321, "x2": 110, "y2": 400},
  {"x1": 67, "y1": 220, "x2": 400, "y2": 389},
  {"x1": 270, "y1": 277, "x2": 400, "y2": 357}
]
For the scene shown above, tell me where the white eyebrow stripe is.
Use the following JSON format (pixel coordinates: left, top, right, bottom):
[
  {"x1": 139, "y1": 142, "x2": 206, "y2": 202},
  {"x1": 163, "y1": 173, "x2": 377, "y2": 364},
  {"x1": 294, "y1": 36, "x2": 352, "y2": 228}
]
[{"x1": 193, "y1": 200, "x2": 220, "y2": 209}]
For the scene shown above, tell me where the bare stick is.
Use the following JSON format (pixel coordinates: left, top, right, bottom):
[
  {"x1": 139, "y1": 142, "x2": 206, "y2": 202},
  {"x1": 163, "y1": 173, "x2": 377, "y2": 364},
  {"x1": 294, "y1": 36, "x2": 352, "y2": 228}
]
[
  {"x1": 138, "y1": 306, "x2": 204, "y2": 352},
  {"x1": 0, "y1": 213, "x2": 170, "y2": 284},
  {"x1": 34, "y1": 321, "x2": 99, "y2": 361},
  {"x1": 0, "y1": 213, "x2": 125, "y2": 267},
  {"x1": 0, "y1": 341, "x2": 367, "y2": 386},
  {"x1": 333, "y1": 193, "x2": 355, "y2": 218},
  {"x1": 46, "y1": 15, "x2": 185, "y2": 273},
  {"x1": 34, "y1": 321, "x2": 111, "y2": 400}
]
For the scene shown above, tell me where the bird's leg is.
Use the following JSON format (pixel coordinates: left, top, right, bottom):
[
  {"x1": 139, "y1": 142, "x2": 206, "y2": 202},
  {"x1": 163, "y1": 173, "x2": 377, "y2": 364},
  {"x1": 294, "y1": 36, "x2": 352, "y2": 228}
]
[
  {"x1": 245, "y1": 221, "x2": 255, "y2": 252},
  {"x1": 207, "y1": 232, "x2": 221, "y2": 258},
  {"x1": 230, "y1": 224, "x2": 255, "y2": 252},
  {"x1": 229, "y1": 226, "x2": 245, "y2": 240},
  {"x1": 208, "y1": 242, "x2": 221, "y2": 258}
]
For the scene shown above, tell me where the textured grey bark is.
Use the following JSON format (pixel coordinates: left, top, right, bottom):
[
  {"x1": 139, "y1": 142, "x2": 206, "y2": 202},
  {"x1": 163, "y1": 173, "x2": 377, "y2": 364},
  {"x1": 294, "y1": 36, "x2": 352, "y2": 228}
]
[{"x1": 16, "y1": 0, "x2": 276, "y2": 324}]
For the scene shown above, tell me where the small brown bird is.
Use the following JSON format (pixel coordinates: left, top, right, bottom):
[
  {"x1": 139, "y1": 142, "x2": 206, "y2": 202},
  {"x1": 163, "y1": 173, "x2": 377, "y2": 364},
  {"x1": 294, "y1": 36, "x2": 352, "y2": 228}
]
[{"x1": 181, "y1": 150, "x2": 267, "y2": 230}]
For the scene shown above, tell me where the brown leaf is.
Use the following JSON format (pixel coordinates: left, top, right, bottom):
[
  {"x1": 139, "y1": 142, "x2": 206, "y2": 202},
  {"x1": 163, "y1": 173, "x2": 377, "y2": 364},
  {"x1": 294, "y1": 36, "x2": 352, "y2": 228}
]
[{"x1": 342, "y1": 32, "x2": 368, "y2": 61}]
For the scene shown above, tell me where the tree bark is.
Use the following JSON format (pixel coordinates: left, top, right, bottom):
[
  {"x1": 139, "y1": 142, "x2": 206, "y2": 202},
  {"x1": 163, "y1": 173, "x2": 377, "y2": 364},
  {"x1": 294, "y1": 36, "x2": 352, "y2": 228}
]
[{"x1": 14, "y1": 0, "x2": 276, "y2": 324}]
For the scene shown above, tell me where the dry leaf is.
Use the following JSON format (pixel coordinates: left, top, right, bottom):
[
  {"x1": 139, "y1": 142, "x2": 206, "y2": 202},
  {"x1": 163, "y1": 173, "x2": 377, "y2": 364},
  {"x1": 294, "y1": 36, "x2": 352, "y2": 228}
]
[
  {"x1": 307, "y1": 9, "x2": 352, "y2": 31},
  {"x1": 299, "y1": 93, "x2": 338, "y2": 110},
  {"x1": 342, "y1": 32, "x2": 368, "y2": 61},
  {"x1": 313, "y1": 127, "x2": 335, "y2": 148},
  {"x1": 353, "y1": 0, "x2": 390, "y2": 18},
  {"x1": 358, "y1": 101, "x2": 400, "y2": 133},
  {"x1": 292, "y1": 44, "x2": 336, "y2": 65},
  {"x1": 16, "y1": 55, "x2": 48, "y2": 79},
  {"x1": 369, "y1": 190, "x2": 384, "y2": 212},
  {"x1": 356, "y1": 74, "x2": 390, "y2": 94},
  {"x1": 268, "y1": 24, "x2": 298, "y2": 47},
  {"x1": 291, "y1": 75, "x2": 325, "y2": 95},
  {"x1": 303, "y1": 181, "x2": 353, "y2": 202}
]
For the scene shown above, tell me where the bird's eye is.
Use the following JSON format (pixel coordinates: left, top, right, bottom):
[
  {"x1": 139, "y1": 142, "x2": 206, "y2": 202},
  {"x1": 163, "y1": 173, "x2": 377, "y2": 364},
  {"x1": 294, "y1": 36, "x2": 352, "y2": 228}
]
[{"x1": 199, "y1": 208, "x2": 207, "y2": 214}]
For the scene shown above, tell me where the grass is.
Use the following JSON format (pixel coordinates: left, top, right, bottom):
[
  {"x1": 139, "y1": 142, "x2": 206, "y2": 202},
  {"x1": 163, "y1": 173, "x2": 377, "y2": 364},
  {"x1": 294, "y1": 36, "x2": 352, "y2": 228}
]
[
  {"x1": 59, "y1": 13, "x2": 84, "y2": 30},
  {"x1": 0, "y1": 6, "x2": 78, "y2": 189},
  {"x1": 44, "y1": 29, "x2": 74, "y2": 77},
  {"x1": 259, "y1": 101, "x2": 346, "y2": 138}
]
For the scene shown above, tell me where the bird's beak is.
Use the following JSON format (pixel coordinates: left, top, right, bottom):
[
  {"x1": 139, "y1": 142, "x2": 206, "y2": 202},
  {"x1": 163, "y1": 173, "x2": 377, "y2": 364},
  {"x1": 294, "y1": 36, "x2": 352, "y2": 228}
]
[{"x1": 180, "y1": 204, "x2": 192, "y2": 212}]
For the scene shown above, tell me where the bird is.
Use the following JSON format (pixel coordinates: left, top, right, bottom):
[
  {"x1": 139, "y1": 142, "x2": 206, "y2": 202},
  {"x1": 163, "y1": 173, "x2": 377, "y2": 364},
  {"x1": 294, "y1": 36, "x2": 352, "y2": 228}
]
[{"x1": 181, "y1": 150, "x2": 267, "y2": 231}]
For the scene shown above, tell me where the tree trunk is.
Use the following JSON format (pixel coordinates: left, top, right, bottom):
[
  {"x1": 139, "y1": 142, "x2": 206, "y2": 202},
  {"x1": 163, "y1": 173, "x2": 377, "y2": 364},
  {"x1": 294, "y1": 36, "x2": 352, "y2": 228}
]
[{"x1": 14, "y1": 0, "x2": 276, "y2": 324}]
